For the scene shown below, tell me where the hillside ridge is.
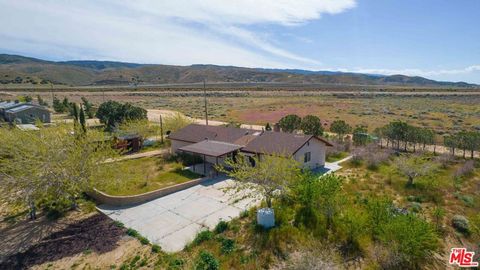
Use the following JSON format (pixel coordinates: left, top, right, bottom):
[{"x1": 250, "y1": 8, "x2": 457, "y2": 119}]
[{"x1": 0, "y1": 54, "x2": 476, "y2": 87}]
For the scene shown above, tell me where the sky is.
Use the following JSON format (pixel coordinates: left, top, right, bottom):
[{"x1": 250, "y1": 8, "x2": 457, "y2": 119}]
[{"x1": 0, "y1": 0, "x2": 479, "y2": 83}]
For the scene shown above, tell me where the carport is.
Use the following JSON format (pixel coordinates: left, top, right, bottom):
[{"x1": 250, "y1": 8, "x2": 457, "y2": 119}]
[{"x1": 178, "y1": 139, "x2": 242, "y2": 176}]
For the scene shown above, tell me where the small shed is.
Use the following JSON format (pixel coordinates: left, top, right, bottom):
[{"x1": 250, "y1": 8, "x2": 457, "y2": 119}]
[
  {"x1": 4, "y1": 104, "x2": 51, "y2": 124},
  {"x1": 114, "y1": 134, "x2": 143, "y2": 153}
]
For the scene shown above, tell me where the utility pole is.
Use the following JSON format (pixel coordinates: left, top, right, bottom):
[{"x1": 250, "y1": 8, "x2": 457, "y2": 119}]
[
  {"x1": 50, "y1": 83, "x2": 54, "y2": 104},
  {"x1": 159, "y1": 115, "x2": 164, "y2": 144},
  {"x1": 203, "y1": 79, "x2": 208, "y2": 126}
]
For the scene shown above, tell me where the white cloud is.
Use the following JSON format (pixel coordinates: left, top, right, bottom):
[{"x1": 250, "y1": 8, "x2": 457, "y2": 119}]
[
  {"x1": 0, "y1": 0, "x2": 355, "y2": 67},
  {"x1": 342, "y1": 65, "x2": 480, "y2": 77}
]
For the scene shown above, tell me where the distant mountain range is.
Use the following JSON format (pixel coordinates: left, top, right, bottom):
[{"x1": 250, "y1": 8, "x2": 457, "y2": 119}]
[{"x1": 0, "y1": 54, "x2": 477, "y2": 88}]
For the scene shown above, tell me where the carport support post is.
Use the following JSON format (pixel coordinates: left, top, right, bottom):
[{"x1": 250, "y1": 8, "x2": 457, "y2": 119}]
[{"x1": 203, "y1": 154, "x2": 206, "y2": 176}]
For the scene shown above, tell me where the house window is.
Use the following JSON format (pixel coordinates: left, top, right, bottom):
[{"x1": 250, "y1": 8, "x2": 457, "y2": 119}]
[{"x1": 304, "y1": 152, "x2": 311, "y2": 163}]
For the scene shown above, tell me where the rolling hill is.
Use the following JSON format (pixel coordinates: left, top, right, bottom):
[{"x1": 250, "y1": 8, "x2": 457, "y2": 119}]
[{"x1": 0, "y1": 54, "x2": 476, "y2": 88}]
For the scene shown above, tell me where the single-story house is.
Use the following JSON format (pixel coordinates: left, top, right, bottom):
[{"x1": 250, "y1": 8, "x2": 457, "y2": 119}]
[
  {"x1": 168, "y1": 124, "x2": 332, "y2": 171},
  {"x1": 0, "y1": 101, "x2": 51, "y2": 124}
]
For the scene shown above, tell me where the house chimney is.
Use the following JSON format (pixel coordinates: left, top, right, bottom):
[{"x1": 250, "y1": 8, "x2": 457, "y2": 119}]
[{"x1": 273, "y1": 123, "x2": 280, "y2": 132}]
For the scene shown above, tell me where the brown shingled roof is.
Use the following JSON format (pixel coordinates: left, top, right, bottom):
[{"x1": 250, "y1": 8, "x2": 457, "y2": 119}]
[
  {"x1": 178, "y1": 140, "x2": 243, "y2": 157},
  {"x1": 168, "y1": 124, "x2": 332, "y2": 157},
  {"x1": 241, "y1": 132, "x2": 311, "y2": 156},
  {"x1": 168, "y1": 124, "x2": 256, "y2": 144}
]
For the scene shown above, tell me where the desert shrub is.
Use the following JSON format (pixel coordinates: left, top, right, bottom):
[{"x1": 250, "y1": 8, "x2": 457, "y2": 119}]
[
  {"x1": 378, "y1": 214, "x2": 439, "y2": 268},
  {"x1": 284, "y1": 247, "x2": 340, "y2": 270},
  {"x1": 470, "y1": 214, "x2": 480, "y2": 238},
  {"x1": 335, "y1": 206, "x2": 369, "y2": 253},
  {"x1": 459, "y1": 194, "x2": 474, "y2": 207},
  {"x1": 113, "y1": 220, "x2": 125, "y2": 228},
  {"x1": 435, "y1": 153, "x2": 453, "y2": 168},
  {"x1": 139, "y1": 236, "x2": 150, "y2": 245},
  {"x1": 364, "y1": 196, "x2": 394, "y2": 236},
  {"x1": 432, "y1": 206, "x2": 445, "y2": 232},
  {"x1": 214, "y1": 221, "x2": 229, "y2": 234},
  {"x1": 454, "y1": 160, "x2": 475, "y2": 178},
  {"x1": 406, "y1": 195, "x2": 425, "y2": 203},
  {"x1": 263, "y1": 225, "x2": 302, "y2": 259},
  {"x1": 220, "y1": 238, "x2": 236, "y2": 254},
  {"x1": 126, "y1": 228, "x2": 139, "y2": 238},
  {"x1": 452, "y1": 215, "x2": 470, "y2": 234},
  {"x1": 409, "y1": 202, "x2": 422, "y2": 213},
  {"x1": 130, "y1": 255, "x2": 141, "y2": 267},
  {"x1": 350, "y1": 147, "x2": 365, "y2": 166},
  {"x1": 195, "y1": 251, "x2": 219, "y2": 270},
  {"x1": 151, "y1": 244, "x2": 161, "y2": 253},
  {"x1": 193, "y1": 230, "x2": 214, "y2": 245},
  {"x1": 240, "y1": 210, "x2": 249, "y2": 218}
]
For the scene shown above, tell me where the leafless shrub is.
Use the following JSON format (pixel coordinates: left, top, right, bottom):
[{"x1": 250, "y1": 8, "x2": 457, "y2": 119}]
[
  {"x1": 368, "y1": 243, "x2": 403, "y2": 269},
  {"x1": 435, "y1": 153, "x2": 453, "y2": 168},
  {"x1": 454, "y1": 160, "x2": 475, "y2": 178},
  {"x1": 327, "y1": 139, "x2": 351, "y2": 155},
  {"x1": 283, "y1": 248, "x2": 340, "y2": 270},
  {"x1": 351, "y1": 143, "x2": 392, "y2": 169}
]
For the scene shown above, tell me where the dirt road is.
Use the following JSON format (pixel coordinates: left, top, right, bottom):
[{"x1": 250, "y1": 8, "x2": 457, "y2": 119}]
[{"x1": 147, "y1": 109, "x2": 265, "y2": 130}]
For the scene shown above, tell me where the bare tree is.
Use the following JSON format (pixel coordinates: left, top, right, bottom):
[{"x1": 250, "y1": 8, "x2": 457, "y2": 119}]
[{"x1": 394, "y1": 155, "x2": 437, "y2": 186}]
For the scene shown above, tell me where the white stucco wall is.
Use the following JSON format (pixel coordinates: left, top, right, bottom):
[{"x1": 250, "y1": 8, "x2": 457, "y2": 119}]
[
  {"x1": 293, "y1": 138, "x2": 326, "y2": 169},
  {"x1": 171, "y1": 140, "x2": 192, "y2": 153}
]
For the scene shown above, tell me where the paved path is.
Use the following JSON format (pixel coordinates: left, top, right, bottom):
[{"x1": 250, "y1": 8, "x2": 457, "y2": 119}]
[
  {"x1": 97, "y1": 177, "x2": 261, "y2": 252},
  {"x1": 322, "y1": 155, "x2": 352, "y2": 174}
]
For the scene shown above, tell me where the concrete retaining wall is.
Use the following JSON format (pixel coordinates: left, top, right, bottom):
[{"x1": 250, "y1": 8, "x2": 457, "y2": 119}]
[{"x1": 88, "y1": 177, "x2": 208, "y2": 207}]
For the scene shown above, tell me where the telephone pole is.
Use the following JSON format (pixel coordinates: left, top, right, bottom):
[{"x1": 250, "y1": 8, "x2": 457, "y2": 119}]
[
  {"x1": 203, "y1": 79, "x2": 208, "y2": 126},
  {"x1": 159, "y1": 115, "x2": 164, "y2": 144},
  {"x1": 50, "y1": 83, "x2": 54, "y2": 103}
]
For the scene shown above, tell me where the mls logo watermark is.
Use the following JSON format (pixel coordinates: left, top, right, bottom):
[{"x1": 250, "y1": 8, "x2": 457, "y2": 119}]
[{"x1": 449, "y1": 248, "x2": 479, "y2": 267}]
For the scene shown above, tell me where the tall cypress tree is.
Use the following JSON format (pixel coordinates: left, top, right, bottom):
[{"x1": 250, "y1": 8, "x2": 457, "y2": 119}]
[{"x1": 79, "y1": 107, "x2": 86, "y2": 133}]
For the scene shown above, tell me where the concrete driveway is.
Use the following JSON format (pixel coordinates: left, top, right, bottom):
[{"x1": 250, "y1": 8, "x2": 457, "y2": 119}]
[{"x1": 97, "y1": 177, "x2": 260, "y2": 252}]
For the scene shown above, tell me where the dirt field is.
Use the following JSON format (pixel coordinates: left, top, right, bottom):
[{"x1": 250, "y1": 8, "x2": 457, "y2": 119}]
[
  {"x1": 0, "y1": 211, "x2": 140, "y2": 269},
  {"x1": 3, "y1": 88, "x2": 479, "y2": 136}
]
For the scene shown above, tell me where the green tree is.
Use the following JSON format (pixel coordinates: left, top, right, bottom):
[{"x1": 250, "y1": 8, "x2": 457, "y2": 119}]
[
  {"x1": 317, "y1": 174, "x2": 343, "y2": 230},
  {"x1": 24, "y1": 95, "x2": 33, "y2": 102},
  {"x1": 0, "y1": 125, "x2": 117, "y2": 218},
  {"x1": 336, "y1": 206, "x2": 369, "y2": 249},
  {"x1": 352, "y1": 125, "x2": 368, "y2": 146},
  {"x1": 163, "y1": 112, "x2": 194, "y2": 134},
  {"x1": 117, "y1": 119, "x2": 156, "y2": 139},
  {"x1": 300, "y1": 115, "x2": 323, "y2": 136},
  {"x1": 378, "y1": 214, "x2": 439, "y2": 268},
  {"x1": 96, "y1": 101, "x2": 147, "y2": 131},
  {"x1": 278, "y1": 114, "x2": 301, "y2": 133},
  {"x1": 79, "y1": 106, "x2": 87, "y2": 133},
  {"x1": 292, "y1": 171, "x2": 322, "y2": 229},
  {"x1": 330, "y1": 120, "x2": 352, "y2": 140},
  {"x1": 62, "y1": 97, "x2": 71, "y2": 112},
  {"x1": 37, "y1": 95, "x2": 48, "y2": 107},
  {"x1": 265, "y1": 122, "x2": 272, "y2": 131},
  {"x1": 81, "y1": 97, "x2": 95, "y2": 118},
  {"x1": 52, "y1": 96, "x2": 65, "y2": 113},
  {"x1": 71, "y1": 102, "x2": 79, "y2": 122}
]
